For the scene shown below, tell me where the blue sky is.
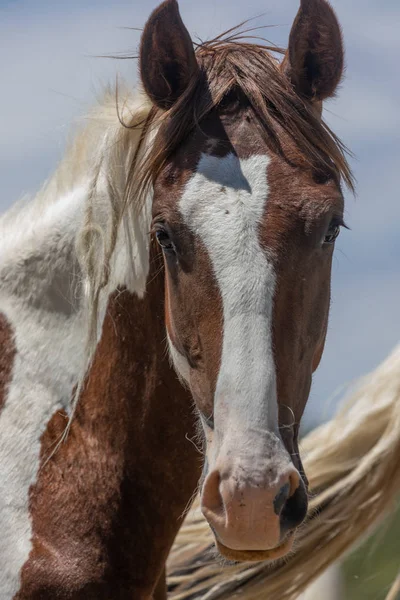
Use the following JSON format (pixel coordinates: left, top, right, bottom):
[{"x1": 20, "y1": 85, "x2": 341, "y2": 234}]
[{"x1": 1, "y1": 0, "x2": 399, "y2": 426}]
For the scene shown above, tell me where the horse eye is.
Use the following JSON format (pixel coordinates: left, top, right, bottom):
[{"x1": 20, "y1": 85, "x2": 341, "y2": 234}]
[
  {"x1": 155, "y1": 228, "x2": 174, "y2": 251},
  {"x1": 324, "y1": 221, "x2": 341, "y2": 245}
]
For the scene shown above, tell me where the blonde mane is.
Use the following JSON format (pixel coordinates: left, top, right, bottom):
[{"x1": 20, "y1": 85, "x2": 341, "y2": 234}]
[
  {"x1": 1, "y1": 87, "x2": 143, "y2": 228},
  {"x1": 64, "y1": 85, "x2": 154, "y2": 433},
  {"x1": 1, "y1": 84, "x2": 153, "y2": 436},
  {"x1": 51, "y1": 85, "x2": 155, "y2": 434}
]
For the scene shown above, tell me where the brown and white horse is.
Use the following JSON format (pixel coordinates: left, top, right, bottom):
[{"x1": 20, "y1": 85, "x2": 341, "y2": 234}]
[{"x1": 0, "y1": 0, "x2": 352, "y2": 598}]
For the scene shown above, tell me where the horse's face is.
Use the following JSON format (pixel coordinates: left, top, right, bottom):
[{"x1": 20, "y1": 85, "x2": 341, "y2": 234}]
[{"x1": 142, "y1": 0, "x2": 348, "y2": 562}]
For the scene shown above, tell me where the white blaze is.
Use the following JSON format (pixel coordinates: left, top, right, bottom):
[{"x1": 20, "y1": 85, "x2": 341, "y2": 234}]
[{"x1": 177, "y1": 153, "x2": 279, "y2": 448}]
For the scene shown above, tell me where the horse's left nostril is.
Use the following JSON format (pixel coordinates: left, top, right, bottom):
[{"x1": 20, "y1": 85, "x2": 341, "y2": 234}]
[
  {"x1": 273, "y1": 483, "x2": 290, "y2": 516},
  {"x1": 280, "y1": 477, "x2": 308, "y2": 536}
]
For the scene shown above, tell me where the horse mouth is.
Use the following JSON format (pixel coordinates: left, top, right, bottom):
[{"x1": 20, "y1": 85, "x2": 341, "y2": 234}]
[{"x1": 214, "y1": 532, "x2": 295, "y2": 563}]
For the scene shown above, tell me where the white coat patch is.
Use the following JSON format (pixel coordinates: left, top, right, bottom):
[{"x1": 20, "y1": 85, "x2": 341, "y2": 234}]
[
  {"x1": 0, "y1": 187, "x2": 87, "y2": 597},
  {"x1": 0, "y1": 185, "x2": 151, "y2": 598},
  {"x1": 0, "y1": 88, "x2": 153, "y2": 597},
  {"x1": 177, "y1": 153, "x2": 279, "y2": 449}
]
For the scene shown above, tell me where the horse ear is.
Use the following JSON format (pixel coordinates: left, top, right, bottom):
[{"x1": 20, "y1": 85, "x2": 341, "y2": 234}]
[
  {"x1": 139, "y1": 0, "x2": 198, "y2": 110},
  {"x1": 282, "y1": 0, "x2": 344, "y2": 102}
]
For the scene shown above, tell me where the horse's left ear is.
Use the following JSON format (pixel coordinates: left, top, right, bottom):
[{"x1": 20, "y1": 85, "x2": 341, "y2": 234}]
[
  {"x1": 139, "y1": 0, "x2": 199, "y2": 110},
  {"x1": 282, "y1": 0, "x2": 344, "y2": 102}
]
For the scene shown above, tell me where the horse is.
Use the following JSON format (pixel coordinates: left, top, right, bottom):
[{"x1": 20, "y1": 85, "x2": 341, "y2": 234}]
[{"x1": 0, "y1": 0, "x2": 353, "y2": 598}]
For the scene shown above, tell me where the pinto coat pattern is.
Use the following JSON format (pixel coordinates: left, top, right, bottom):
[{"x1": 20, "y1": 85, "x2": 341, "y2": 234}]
[{"x1": 0, "y1": 1, "x2": 352, "y2": 598}]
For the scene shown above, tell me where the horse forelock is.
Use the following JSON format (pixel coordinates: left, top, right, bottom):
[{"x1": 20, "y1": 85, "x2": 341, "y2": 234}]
[{"x1": 126, "y1": 31, "x2": 354, "y2": 211}]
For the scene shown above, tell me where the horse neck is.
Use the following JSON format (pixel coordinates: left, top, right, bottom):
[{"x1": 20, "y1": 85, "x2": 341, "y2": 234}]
[
  {"x1": 0, "y1": 181, "x2": 91, "y2": 596},
  {"x1": 0, "y1": 168, "x2": 147, "y2": 596},
  {"x1": 0, "y1": 88, "x2": 151, "y2": 416},
  {"x1": 22, "y1": 241, "x2": 201, "y2": 597},
  {"x1": 0, "y1": 182, "x2": 89, "y2": 425}
]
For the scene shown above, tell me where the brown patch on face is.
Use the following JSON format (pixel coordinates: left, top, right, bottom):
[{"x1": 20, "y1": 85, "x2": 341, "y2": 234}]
[
  {"x1": 261, "y1": 140, "x2": 343, "y2": 476},
  {"x1": 164, "y1": 236, "x2": 223, "y2": 420},
  {"x1": 16, "y1": 244, "x2": 200, "y2": 599},
  {"x1": 152, "y1": 113, "x2": 230, "y2": 421},
  {"x1": 0, "y1": 312, "x2": 16, "y2": 413}
]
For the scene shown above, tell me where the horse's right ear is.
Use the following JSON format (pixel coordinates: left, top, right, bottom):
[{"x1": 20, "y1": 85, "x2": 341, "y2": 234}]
[{"x1": 140, "y1": 0, "x2": 198, "y2": 110}]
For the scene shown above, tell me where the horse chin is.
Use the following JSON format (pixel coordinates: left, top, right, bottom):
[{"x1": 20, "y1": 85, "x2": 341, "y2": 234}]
[{"x1": 214, "y1": 533, "x2": 295, "y2": 563}]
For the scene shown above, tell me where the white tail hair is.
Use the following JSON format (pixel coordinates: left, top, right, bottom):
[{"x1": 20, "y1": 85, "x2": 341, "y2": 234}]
[{"x1": 167, "y1": 344, "x2": 400, "y2": 599}]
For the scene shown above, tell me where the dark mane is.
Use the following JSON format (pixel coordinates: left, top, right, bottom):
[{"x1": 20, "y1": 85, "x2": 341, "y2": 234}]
[{"x1": 125, "y1": 31, "x2": 354, "y2": 208}]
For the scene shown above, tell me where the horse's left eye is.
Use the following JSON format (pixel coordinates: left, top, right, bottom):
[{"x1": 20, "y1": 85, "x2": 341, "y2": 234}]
[{"x1": 324, "y1": 221, "x2": 341, "y2": 245}]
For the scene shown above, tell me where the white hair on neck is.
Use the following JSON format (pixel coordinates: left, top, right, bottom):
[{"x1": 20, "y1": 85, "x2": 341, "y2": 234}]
[
  {"x1": 58, "y1": 84, "x2": 156, "y2": 441},
  {"x1": 1, "y1": 83, "x2": 155, "y2": 444},
  {"x1": 63, "y1": 85, "x2": 156, "y2": 440},
  {"x1": 0, "y1": 82, "x2": 157, "y2": 592}
]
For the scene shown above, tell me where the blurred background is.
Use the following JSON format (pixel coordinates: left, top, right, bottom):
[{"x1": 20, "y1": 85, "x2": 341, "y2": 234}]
[{"x1": 0, "y1": 0, "x2": 399, "y2": 597}]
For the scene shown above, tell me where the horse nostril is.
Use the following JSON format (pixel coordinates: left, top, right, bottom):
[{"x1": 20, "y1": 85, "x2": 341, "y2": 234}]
[
  {"x1": 280, "y1": 478, "x2": 308, "y2": 535},
  {"x1": 273, "y1": 483, "x2": 290, "y2": 516},
  {"x1": 201, "y1": 469, "x2": 224, "y2": 514}
]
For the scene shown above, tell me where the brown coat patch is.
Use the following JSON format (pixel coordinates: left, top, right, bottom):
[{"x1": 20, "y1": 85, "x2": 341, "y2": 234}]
[
  {"x1": 0, "y1": 312, "x2": 16, "y2": 413},
  {"x1": 16, "y1": 244, "x2": 200, "y2": 600}
]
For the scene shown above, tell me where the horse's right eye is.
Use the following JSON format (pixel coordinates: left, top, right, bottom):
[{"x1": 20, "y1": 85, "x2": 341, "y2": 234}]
[
  {"x1": 155, "y1": 229, "x2": 174, "y2": 251},
  {"x1": 324, "y1": 222, "x2": 341, "y2": 245}
]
